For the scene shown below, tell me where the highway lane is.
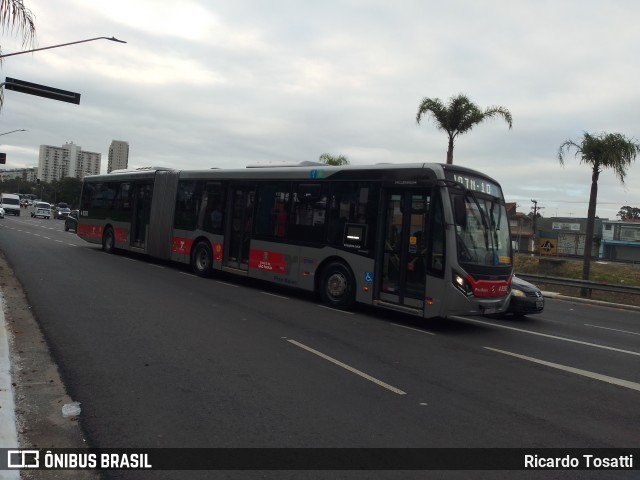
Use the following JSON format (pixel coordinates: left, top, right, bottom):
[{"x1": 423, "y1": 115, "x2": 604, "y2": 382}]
[{"x1": 0, "y1": 215, "x2": 638, "y2": 478}]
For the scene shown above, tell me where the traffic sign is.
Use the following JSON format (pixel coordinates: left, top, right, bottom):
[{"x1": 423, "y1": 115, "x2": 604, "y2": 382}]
[
  {"x1": 539, "y1": 239, "x2": 557, "y2": 255},
  {"x1": 4, "y1": 77, "x2": 80, "y2": 104}
]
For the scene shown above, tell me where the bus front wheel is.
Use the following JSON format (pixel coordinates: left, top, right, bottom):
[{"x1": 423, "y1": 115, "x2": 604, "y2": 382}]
[
  {"x1": 102, "y1": 227, "x2": 115, "y2": 253},
  {"x1": 191, "y1": 241, "x2": 213, "y2": 277},
  {"x1": 319, "y1": 262, "x2": 356, "y2": 309}
]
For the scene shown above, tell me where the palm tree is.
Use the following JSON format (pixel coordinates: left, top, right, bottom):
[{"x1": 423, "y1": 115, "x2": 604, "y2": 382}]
[
  {"x1": 0, "y1": 0, "x2": 37, "y2": 108},
  {"x1": 416, "y1": 94, "x2": 512, "y2": 164},
  {"x1": 319, "y1": 153, "x2": 349, "y2": 166},
  {"x1": 0, "y1": 0, "x2": 36, "y2": 49},
  {"x1": 558, "y1": 132, "x2": 640, "y2": 288}
]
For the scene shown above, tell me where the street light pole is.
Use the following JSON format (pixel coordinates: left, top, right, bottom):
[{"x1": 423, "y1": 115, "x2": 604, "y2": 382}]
[
  {"x1": 0, "y1": 129, "x2": 27, "y2": 136},
  {"x1": 0, "y1": 36, "x2": 126, "y2": 59},
  {"x1": 0, "y1": 129, "x2": 27, "y2": 164}
]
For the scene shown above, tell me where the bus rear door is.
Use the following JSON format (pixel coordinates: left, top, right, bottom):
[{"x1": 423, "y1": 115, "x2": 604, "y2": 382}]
[
  {"x1": 131, "y1": 181, "x2": 153, "y2": 249},
  {"x1": 224, "y1": 185, "x2": 256, "y2": 271}
]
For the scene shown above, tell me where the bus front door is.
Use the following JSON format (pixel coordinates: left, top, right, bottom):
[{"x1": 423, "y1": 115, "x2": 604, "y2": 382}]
[
  {"x1": 378, "y1": 191, "x2": 429, "y2": 310},
  {"x1": 225, "y1": 186, "x2": 255, "y2": 271}
]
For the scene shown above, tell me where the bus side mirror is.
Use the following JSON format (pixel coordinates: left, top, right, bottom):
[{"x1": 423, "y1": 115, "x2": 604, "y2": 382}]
[{"x1": 453, "y1": 195, "x2": 467, "y2": 229}]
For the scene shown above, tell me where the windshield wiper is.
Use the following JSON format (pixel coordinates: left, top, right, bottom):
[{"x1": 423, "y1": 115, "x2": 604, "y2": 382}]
[
  {"x1": 488, "y1": 198, "x2": 501, "y2": 250},
  {"x1": 464, "y1": 192, "x2": 490, "y2": 250}
]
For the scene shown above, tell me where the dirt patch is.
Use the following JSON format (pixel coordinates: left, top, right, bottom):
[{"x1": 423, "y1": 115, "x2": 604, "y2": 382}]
[{"x1": 0, "y1": 252, "x2": 100, "y2": 479}]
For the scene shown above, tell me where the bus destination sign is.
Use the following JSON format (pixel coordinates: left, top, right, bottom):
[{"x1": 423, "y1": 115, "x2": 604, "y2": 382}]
[{"x1": 447, "y1": 172, "x2": 501, "y2": 198}]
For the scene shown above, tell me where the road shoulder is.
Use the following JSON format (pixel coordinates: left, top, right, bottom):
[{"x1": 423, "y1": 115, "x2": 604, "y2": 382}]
[{"x1": 0, "y1": 252, "x2": 99, "y2": 479}]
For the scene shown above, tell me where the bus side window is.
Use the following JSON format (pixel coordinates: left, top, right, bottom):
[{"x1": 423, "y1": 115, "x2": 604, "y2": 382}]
[
  {"x1": 202, "y1": 182, "x2": 225, "y2": 234},
  {"x1": 289, "y1": 183, "x2": 327, "y2": 242},
  {"x1": 81, "y1": 183, "x2": 98, "y2": 215},
  {"x1": 88, "y1": 182, "x2": 116, "y2": 219},
  {"x1": 255, "y1": 183, "x2": 290, "y2": 239},
  {"x1": 174, "y1": 180, "x2": 201, "y2": 231},
  {"x1": 274, "y1": 202, "x2": 288, "y2": 237},
  {"x1": 112, "y1": 182, "x2": 132, "y2": 221},
  {"x1": 327, "y1": 183, "x2": 376, "y2": 249}
]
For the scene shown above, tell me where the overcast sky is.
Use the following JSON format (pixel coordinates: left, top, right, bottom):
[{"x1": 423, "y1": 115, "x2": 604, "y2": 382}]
[{"x1": 1, "y1": 0, "x2": 639, "y2": 219}]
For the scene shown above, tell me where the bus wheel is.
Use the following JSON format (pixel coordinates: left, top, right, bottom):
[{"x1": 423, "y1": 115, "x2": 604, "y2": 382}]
[
  {"x1": 319, "y1": 262, "x2": 355, "y2": 309},
  {"x1": 102, "y1": 227, "x2": 115, "y2": 253},
  {"x1": 191, "y1": 241, "x2": 213, "y2": 277}
]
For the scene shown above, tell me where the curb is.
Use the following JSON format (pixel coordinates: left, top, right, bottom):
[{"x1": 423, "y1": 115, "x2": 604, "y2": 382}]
[{"x1": 0, "y1": 293, "x2": 20, "y2": 479}]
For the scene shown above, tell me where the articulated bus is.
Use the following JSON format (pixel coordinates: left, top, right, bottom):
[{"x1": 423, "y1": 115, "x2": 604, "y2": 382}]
[{"x1": 78, "y1": 163, "x2": 513, "y2": 318}]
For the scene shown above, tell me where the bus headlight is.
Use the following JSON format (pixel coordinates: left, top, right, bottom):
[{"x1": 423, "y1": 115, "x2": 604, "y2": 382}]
[{"x1": 453, "y1": 271, "x2": 472, "y2": 296}]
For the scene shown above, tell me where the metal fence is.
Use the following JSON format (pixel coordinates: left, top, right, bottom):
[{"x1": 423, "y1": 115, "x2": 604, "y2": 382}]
[{"x1": 516, "y1": 274, "x2": 640, "y2": 296}]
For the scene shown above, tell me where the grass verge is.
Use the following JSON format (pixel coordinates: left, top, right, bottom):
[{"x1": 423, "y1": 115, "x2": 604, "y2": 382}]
[{"x1": 514, "y1": 254, "x2": 640, "y2": 307}]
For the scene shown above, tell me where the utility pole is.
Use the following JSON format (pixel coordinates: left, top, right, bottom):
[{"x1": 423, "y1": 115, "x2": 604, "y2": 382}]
[{"x1": 531, "y1": 199, "x2": 544, "y2": 249}]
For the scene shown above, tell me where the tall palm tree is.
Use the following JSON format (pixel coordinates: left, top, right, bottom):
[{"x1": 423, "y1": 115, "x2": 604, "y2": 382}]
[
  {"x1": 319, "y1": 153, "x2": 349, "y2": 166},
  {"x1": 416, "y1": 94, "x2": 512, "y2": 164},
  {"x1": 558, "y1": 132, "x2": 640, "y2": 287},
  {"x1": 0, "y1": 0, "x2": 37, "y2": 108}
]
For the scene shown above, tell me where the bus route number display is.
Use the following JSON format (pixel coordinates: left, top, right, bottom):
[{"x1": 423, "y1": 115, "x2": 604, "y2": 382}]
[{"x1": 448, "y1": 173, "x2": 501, "y2": 198}]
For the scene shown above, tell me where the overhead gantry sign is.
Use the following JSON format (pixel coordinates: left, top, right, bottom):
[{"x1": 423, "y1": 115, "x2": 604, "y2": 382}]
[{"x1": 3, "y1": 77, "x2": 81, "y2": 104}]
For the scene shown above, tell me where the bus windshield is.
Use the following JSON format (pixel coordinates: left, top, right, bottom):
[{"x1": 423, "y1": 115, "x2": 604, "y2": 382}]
[{"x1": 453, "y1": 192, "x2": 511, "y2": 267}]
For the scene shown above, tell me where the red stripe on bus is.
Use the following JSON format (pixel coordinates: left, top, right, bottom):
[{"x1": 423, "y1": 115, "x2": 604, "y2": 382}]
[
  {"x1": 467, "y1": 276, "x2": 509, "y2": 298},
  {"x1": 77, "y1": 223, "x2": 103, "y2": 239},
  {"x1": 114, "y1": 228, "x2": 127, "y2": 243},
  {"x1": 171, "y1": 237, "x2": 194, "y2": 255},
  {"x1": 249, "y1": 249, "x2": 288, "y2": 273}
]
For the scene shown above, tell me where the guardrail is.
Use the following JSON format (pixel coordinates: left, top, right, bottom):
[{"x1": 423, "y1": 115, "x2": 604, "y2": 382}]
[{"x1": 516, "y1": 274, "x2": 640, "y2": 296}]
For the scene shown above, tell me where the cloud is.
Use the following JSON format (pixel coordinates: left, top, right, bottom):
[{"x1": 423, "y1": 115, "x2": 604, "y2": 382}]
[{"x1": 0, "y1": 0, "x2": 639, "y2": 219}]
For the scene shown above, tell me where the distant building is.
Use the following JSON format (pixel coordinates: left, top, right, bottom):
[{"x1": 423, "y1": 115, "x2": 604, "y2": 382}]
[
  {"x1": 507, "y1": 203, "x2": 535, "y2": 253},
  {"x1": 0, "y1": 167, "x2": 38, "y2": 182},
  {"x1": 536, "y1": 217, "x2": 605, "y2": 257},
  {"x1": 600, "y1": 220, "x2": 640, "y2": 262},
  {"x1": 38, "y1": 142, "x2": 101, "y2": 182},
  {"x1": 508, "y1": 203, "x2": 640, "y2": 260},
  {"x1": 107, "y1": 140, "x2": 129, "y2": 173}
]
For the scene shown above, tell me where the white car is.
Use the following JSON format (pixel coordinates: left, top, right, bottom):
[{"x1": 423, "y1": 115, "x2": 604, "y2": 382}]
[
  {"x1": 0, "y1": 206, "x2": 4, "y2": 218},
  {"x1": 31, "y1": 201, "x2": 52, "y2": 219}
]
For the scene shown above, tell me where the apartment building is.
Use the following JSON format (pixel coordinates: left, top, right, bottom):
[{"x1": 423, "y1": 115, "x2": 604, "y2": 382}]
[
  {"x1": 38, "y1": 142, "x2": 101, "y2": 182},
  {"x1": 107, "y1": 140, "x2": 129, "y2": 173}
]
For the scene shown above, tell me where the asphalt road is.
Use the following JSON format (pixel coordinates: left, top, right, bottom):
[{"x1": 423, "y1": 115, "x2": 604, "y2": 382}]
[{"x1": 0, "y1": 214, "x2": 638, "y2": 479}]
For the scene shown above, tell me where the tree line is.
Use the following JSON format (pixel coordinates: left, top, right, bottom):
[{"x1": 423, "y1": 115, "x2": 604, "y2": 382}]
[
  {"x1": 618, "y1": 206, "x2": 640, "y2": 220},
  {"x1": 0, "y1": 176, "x2": 82, "y2": 207}
]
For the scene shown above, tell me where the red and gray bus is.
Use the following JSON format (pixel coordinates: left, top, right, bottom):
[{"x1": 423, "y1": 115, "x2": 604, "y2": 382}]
[{"x1": 78, "y1": 163, "x2": 513, "y2": 318}]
